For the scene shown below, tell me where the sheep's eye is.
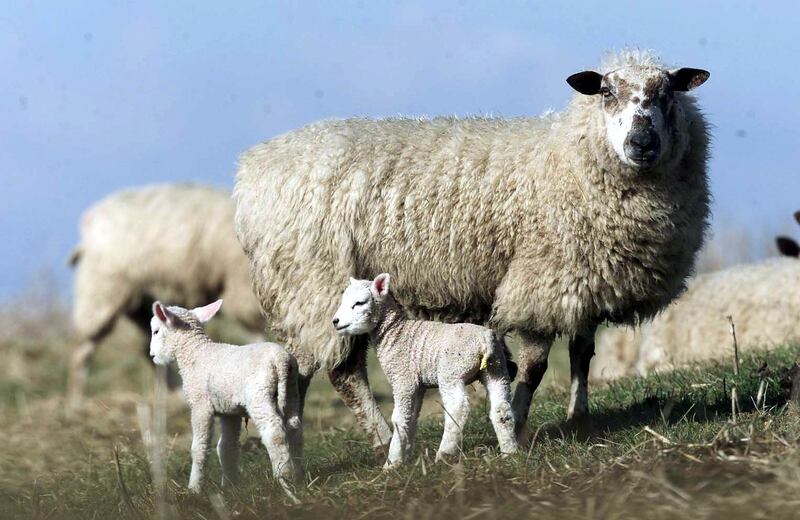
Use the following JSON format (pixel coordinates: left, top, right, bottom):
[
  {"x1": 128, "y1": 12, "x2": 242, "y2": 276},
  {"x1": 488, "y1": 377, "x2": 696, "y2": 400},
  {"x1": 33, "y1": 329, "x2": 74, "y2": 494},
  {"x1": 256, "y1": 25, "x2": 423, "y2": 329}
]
[
  {"x1": 600, "y1": 87, "x2": 613, "y2": 98},
  {"x1": 351, "y1": 300, "x2": 368, "y2": 309}
]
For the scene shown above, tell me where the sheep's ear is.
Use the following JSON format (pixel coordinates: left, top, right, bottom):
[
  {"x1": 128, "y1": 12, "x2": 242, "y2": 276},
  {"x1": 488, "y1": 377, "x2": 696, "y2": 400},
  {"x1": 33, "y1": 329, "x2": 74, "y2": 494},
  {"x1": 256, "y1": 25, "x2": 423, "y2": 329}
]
[
  {"x1": 669, "y1": 68, "x2": 710, "y2": 92},
  {"x1": 191, "y1": 299, "x2": 223, "y2": 323},
  {"x1": 153, "y1": 302, "x2": 179, "y2": 327},
  {"x1": 776, "y1": 237, "x2": 800, "y2": 258},
  {"x1": 370, "y1": 273, "x2": 391, "y2": 300},
  {"x1": 566, "y1": 71, "x2": 603, "y2": 95},
  {"x1": 793, "y1": 210, "x2": 800, "y2": 226}
]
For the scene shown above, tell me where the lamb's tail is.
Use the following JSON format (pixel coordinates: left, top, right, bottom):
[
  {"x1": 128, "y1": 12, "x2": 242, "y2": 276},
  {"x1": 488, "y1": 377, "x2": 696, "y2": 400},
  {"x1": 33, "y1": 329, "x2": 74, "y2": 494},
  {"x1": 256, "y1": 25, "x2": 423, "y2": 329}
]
[
  {"x1": 482, "y1": 332, "x2": 517, "y2": 382},
  {"x1": 276, "y1": 354, "x2": 301, "y2": 430}
]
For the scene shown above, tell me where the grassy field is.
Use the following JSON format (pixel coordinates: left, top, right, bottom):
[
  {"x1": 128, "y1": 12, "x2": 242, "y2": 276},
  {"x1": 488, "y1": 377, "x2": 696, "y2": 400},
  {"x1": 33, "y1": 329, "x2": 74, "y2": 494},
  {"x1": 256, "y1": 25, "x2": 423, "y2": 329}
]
[{"x1": 2, "y1": 303, "x2": 800, "y2": 519}]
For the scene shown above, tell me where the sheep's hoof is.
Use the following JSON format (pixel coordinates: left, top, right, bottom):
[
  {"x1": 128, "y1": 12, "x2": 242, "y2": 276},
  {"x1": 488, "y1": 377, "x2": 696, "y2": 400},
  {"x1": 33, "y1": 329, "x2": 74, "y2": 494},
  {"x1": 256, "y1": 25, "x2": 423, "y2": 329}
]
[
  {"x1": 565, "y1": 413, "x2": 593, "y2": 438},
  {"x1": 187, "y1": 484, "x2": 202, "y2": 494},
  {"x1": 382, "y1": 459, "x2": 402, "y2": 471},
  {"x1": 515, "y1": 425, "x2": 532, "y2": 447},
  {"x1": 373, "y1": 444, "x2": 390, "y2": 464}
]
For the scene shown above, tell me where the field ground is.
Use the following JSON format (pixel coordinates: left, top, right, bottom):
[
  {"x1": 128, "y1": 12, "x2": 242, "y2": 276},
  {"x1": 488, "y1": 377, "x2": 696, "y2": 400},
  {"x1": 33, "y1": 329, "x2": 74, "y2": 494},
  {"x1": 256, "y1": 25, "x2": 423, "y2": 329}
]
[{"x1": 2, "y1": 306, "x2": 800, "y2": 519}]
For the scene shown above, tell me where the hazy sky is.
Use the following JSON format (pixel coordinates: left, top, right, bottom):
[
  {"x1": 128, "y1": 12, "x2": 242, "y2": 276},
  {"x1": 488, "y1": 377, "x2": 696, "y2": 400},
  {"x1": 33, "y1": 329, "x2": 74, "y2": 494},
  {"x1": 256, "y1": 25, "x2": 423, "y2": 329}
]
[{"x1": 2, "y1": 1, "x2": 799, "y2": 299}]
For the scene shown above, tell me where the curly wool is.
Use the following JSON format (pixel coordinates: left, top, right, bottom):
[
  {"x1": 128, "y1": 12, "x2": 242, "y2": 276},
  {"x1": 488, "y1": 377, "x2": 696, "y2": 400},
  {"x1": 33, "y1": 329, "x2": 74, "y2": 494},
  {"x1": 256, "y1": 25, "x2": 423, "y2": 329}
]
[
  {"x1": 591, "y1": 258, "x2": 800, "y2": 380},
  {"x1": 234, "y1": 50, "x2": 711, "y2": 370},
  {"x1": 72, "y1": 183, "x2": 263, "y2": 340}
]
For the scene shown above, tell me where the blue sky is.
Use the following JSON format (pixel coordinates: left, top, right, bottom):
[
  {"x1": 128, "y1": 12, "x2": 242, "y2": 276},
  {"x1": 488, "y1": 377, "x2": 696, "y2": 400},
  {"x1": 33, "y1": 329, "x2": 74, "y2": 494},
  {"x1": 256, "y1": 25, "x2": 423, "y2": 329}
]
[{"x1": 2, "y1": 1, "x2": 799, "y2": 299}]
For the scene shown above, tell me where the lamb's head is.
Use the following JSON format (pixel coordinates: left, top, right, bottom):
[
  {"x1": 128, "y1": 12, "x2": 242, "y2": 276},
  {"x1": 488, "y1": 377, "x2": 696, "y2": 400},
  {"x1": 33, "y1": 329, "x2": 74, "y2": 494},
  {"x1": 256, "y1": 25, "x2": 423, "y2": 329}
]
[
  {"x1": 149, "y1": 299, "x2": 223, "y2": 365},
  {"x1": 332, "y1": 273, "x2": 391, "y2": 336},
  {"x1": 567, "y1": 50, "x2": 709, "y2": 171}
]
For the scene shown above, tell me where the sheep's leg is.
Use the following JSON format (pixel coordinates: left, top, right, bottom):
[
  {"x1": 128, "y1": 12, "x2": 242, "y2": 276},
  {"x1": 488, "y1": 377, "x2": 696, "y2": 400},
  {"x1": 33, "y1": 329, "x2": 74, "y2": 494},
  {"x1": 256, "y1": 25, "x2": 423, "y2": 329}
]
[
  {"x1": 567, "y1": 330, "x2": 596, "y2": 423},
  {"x1": 282, "y1": 358, "x2": 304, "y2": 471},
  {"x1": 436, "y1": 382, "x2": 470, "y2": 462},
  {"x1": 217, "y1": 416, "x2": 242, "y2": 487},
  {"x1": 328, "y1": 338, "x2": 392, "y2": 459},
  {"x1": 188, "y1": 407, "x2": 215, "y2": 493},
  {"x1": 249, "y1": 402, "x2": 296, "y2": 483},
  {"x1": 384, "y1": 387, "x2": 420, "y2": 468},
  {"x1": 481, "y1": 356, "x2": 518, "y2": 455},
  {"x1": 511, "y1": 331, "x2": 554, "y2": 437},
  {"x1": 67, "y1": 338, "x2": 99, "y2": 409}
]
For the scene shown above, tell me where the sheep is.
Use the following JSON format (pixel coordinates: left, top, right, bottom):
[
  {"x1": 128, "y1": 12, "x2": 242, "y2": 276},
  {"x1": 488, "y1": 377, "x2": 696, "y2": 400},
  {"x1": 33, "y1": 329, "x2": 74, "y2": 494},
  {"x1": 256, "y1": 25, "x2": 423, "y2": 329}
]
[
  {"x1": 333, "y1": 274, "x2": 517, "y2": 466},
  {"x1": 234, "y1": 49, "x2": 711, "y2": 450},
  {"x1": 149, "y1": 299, "x2": 303, "y2": 491},
  {"x1": 592, "y1": 213, "x2": 800, "y2": 379},
  {"x1": 67, "y1": 183, "x2": 264, "y2": 408}
]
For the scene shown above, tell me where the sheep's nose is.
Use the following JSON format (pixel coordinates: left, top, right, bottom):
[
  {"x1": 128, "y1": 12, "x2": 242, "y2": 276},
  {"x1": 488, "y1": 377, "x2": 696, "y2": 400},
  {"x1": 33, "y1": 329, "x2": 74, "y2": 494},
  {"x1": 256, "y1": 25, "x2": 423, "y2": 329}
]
[
  {"x1": 332, "y1": 317, "x2": 340, "y2": 326},
  {"x1": 629, "y1": 130, "x2": 655, "y2": 152}
]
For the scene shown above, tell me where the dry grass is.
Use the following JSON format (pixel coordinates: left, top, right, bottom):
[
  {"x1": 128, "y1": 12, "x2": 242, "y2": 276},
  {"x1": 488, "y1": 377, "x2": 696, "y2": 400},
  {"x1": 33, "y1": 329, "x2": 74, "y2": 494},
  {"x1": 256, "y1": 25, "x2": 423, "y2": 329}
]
[{"x1": 1, "y1": 294, "x2": 800, "y2": 519}]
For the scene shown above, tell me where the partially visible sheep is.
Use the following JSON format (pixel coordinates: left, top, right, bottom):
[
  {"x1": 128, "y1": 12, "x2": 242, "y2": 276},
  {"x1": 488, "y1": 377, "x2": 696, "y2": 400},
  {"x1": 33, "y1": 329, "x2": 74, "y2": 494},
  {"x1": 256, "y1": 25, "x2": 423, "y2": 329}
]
[
  {"x1": 235, "y1": 49, "x2": 711, "y2": 448},
  {"x1": 149, "y1": 299, "x2": 302, "y2": 491},
  {"x1": 591, "y1": 256, "x2": 800, "y2": 380},
  {"x1": 333, "y1": 274, "x2": 517, "y2": 467},
  {"x1": 68, "y1": 183, "x2": 264, "y2": 407}
]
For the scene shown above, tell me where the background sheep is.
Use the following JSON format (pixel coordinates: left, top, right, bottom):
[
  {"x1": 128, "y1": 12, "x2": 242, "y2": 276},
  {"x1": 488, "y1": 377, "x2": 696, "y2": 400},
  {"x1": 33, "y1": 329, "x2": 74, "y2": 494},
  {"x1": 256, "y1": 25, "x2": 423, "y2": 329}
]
[
  {"x1": 149, "y1": 300, "x2": 302, "y2": 491},
  {"x1": 68, "y1": 183, "x2": 264, "y2": 407},
  {"x1": 234, "y1": 49, "x2": 711, "y2": 450},
  {"x1": 333, "y1": 274, "x2": 517, "y2": 467},
  {"x1": 592, "y1": 213, "x2": 800, "y2": 379}
]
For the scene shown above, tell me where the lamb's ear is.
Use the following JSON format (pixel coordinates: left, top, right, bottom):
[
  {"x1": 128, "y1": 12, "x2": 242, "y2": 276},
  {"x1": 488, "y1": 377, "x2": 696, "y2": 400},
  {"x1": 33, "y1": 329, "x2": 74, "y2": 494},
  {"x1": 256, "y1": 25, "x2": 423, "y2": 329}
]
[
  {"x1": 776, "y1": 237, "x2": 800, "y2": 258},
  {"x1": 153, "y1": 302, "x2": 180, "y2": 327},
  {"x1": 191, "y1": 299, "x2": 223, "y2": 323},
  {"x1": 370, "y1": 273, "x2": 391, "y2": 300},
  {"x1": 793, "y1": 210, "x2": 800, "y2": 226},
  {"x1": 669, "y1": 68, "x2": 710, "y2": 92},
  {"x1": 566, "y1": 71, "x2": 603, "y2": 95}
]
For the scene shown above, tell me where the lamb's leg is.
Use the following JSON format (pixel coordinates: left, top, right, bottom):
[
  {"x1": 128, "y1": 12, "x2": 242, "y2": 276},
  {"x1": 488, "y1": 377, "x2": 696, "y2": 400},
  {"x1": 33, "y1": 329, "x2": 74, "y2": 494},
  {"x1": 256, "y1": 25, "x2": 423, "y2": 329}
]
[
  {"x1": 282, "y1": 357, "x2": 304, "y2": 475},
  {"x1": 249, "y1": 402, "x2": 296, "y2": 484},
  {"x1": 217, "y1": 415, "x2": 242, "y2": 487},
  {"x1": 188, "y1": 407, "x2": 215, "y2": 493},
  {"x1": 436, "y1": 382, "x2": 470, "y2": 462},
  {"x1": 481, "y1": 352, "x2": 518, "y2": 455},
  {"x1": 384, "y1": 387, "x2": 420, "y2": 468},
  {"x1": 511, "y1": 331, "x2": 554, "y2": 436},
  {"x1": 328, "y1": 338, "x2": 392, "y2": 459},
  {"x1": 567, "y1": 329, "x2": 596, "y2": 422}
]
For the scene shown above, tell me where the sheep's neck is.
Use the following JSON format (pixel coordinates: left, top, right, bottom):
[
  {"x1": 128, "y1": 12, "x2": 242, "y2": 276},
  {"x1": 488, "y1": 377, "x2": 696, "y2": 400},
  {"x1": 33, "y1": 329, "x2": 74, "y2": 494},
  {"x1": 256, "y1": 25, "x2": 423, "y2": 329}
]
[
  {"x1": 370, "y1": 297, "x2": 405, "y2": 353},
  {"x1": 172, "y1": 330, "x2": 213, "y2": 375}
]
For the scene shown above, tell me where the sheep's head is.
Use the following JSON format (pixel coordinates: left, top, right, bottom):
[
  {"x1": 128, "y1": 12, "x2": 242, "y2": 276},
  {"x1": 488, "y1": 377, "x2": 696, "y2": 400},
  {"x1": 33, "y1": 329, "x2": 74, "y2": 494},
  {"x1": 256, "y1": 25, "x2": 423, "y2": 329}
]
[
  {"x1": 332, "y1": 273, "x2": 391, "y2": 336},
  {"x1": 567, "y1": 55, "x2": 709, "y2": 171},
  {"x1": 775, "y1": 211, "x2": 800, "y2": 258},
  {"x1": 149, "y1": 299, "x2": 223, "y2": 365}
]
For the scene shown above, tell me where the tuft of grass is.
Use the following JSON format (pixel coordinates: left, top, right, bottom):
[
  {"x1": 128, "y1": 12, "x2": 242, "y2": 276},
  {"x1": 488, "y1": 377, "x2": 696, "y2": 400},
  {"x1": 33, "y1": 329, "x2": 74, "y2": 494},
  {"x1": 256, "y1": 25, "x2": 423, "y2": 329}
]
[{"x1": 2, "y1": 312, "x2": 800, "y2": 520}]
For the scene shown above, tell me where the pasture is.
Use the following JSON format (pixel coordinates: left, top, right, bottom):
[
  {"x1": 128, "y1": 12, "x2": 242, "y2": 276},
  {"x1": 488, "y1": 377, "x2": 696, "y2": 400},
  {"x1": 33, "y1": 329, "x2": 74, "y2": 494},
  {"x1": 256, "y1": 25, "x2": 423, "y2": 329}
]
[{"x1": 2, "y1": 299, "x2": 800, "y2": 519}]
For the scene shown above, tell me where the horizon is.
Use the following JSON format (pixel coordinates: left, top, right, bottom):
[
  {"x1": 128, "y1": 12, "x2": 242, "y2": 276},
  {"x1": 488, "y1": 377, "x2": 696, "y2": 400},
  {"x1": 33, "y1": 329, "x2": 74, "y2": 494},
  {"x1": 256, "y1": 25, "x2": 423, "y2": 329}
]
[{"x1": 3, "y1": 0, "x2": 799, "y2": 301}]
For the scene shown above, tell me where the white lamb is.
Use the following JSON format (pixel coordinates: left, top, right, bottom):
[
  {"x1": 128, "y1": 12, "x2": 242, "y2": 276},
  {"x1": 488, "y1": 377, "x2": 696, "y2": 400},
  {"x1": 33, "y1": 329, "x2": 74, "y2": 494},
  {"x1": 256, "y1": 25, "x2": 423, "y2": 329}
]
[
  {"x1": 149, "y1": 300, "x2": 302, "y2": 492},
  {"x1": 332, "y1": 274, "x2": 518, "y2": 467}
]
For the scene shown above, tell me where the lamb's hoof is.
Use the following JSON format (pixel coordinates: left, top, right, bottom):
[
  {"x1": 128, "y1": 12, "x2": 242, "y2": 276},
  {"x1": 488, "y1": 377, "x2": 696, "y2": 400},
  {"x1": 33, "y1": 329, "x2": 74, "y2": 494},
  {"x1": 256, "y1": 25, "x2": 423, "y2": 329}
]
[
  {"x1": 382, "y1": 459, "x2": 402, "y2": 471},
  {"x1": 187, "y1": 484, "x2": 202, "y2": 494},
  {"x1": 373, "y1": 444, "x2": 390, "y2": 464},
  {"x1": 515, "y1": 425, "x2": 532, "y2": 447},
  {"x1": 435, "y1": 451, "x2": 460, "y2": 464}
]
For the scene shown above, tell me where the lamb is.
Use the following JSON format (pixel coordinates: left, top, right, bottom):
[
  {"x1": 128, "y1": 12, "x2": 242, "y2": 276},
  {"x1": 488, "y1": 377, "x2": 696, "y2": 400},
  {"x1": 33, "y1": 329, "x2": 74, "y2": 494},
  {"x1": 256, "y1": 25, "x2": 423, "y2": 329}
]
[
  {"x1": 592, "y1": 214, "x2": 800, "y2": 379},
  {"x1": 68, "y1": 183, "x2": 264, "y2": 408},
  {"x1": 333, "y1": 274, "x2": 517, "y2": 466},
  {"x1": 234, "y1": 49, "x2": 711, "y2": 451},
  {"x1": 149, "y1": 299, "x2": 302, "y2": 491}
]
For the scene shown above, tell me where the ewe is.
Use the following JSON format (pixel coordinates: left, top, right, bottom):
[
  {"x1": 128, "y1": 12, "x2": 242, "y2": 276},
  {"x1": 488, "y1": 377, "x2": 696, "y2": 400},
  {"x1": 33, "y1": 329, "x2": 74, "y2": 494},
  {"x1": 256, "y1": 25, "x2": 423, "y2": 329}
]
[
  {"x1": 68, "y1": 183, "x2": 264, "y2": 408},
  {"x1": 593, "y1": 213, "x2": 800, "y2": 379},
  {"x1": 149, "y1": 300, "x2": 302, "y2": 492},
  {"x1": 235, "y1": 50, "x2": 711, "y2": 451},
  {"x1": 333, "y1": 274, "x2": 517, "y2": 467}
]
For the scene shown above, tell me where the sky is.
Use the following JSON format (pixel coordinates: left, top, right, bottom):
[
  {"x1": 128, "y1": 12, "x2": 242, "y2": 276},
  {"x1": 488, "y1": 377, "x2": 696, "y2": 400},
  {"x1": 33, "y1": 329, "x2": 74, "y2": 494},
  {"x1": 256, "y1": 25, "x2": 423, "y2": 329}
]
[{"x1": 2, "y1": 0, "x2": 799, "y2": 300}]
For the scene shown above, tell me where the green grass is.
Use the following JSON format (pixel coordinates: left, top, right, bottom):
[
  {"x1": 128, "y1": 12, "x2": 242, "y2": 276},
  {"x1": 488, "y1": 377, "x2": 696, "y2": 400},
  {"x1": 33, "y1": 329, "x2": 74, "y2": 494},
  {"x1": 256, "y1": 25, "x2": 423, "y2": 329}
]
[{"x1": 2, "y1": 316, "x2": 800, "y2": 519}]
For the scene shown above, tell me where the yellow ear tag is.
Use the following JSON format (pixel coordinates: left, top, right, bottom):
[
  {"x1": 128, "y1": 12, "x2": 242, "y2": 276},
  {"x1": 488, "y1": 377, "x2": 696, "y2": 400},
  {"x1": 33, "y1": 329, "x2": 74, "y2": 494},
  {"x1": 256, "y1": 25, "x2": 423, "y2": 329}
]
[{"x1": 480, "y1": 353, "x2": 488, "y2": 370}]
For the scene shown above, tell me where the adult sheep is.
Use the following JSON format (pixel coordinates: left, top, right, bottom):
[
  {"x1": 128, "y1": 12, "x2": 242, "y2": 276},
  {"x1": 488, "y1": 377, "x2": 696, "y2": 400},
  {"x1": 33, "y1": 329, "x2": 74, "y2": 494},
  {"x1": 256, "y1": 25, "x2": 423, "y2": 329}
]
[
  {"x1": 68, "y1": 183, "x2": 264, "y2": 408},
  {"x1": 592, "y1": 213, "x2": 800, "y2": 379},
  {"x1": 234, "y1": 50, "x2": 711, "y2": 451}
]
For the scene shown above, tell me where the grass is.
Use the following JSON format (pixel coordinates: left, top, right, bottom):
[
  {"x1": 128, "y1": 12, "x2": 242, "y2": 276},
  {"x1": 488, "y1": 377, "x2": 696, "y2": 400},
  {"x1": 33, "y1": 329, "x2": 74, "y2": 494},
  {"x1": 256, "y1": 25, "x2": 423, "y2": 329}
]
[{"x1": 2, "y1": 306, "x2": 800, "y2": 519}]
